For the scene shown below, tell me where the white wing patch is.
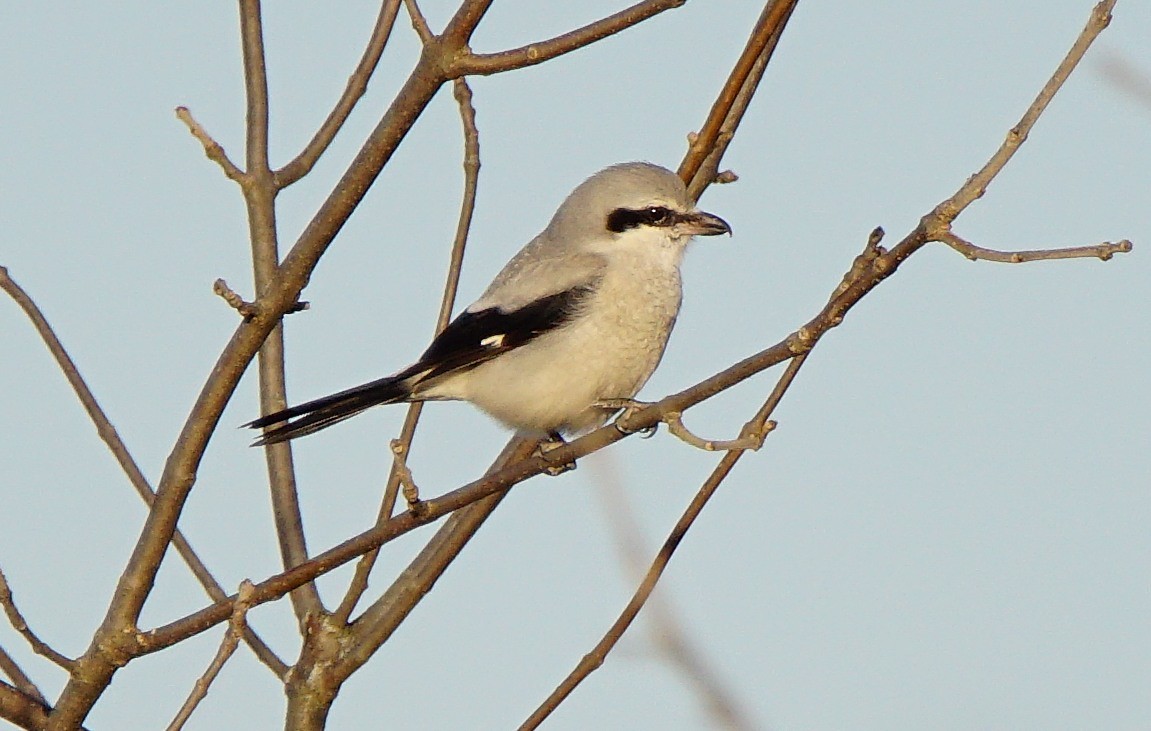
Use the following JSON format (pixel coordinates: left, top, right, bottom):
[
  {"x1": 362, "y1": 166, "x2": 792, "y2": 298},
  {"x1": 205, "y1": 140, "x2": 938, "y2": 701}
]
[{"x1": 480, "y1": 334, "x2": 506, "y2": 349}]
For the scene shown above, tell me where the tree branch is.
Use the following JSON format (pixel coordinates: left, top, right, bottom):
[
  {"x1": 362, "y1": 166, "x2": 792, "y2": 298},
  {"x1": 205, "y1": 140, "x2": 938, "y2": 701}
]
[
  {"x1": 0, "y1": 645, "x2": 46, "y2": 705},
  {"x1": 938, "y1": 231, "x2": 1131, "y2": 263},
  {"x1": 165, "y1": 581, "x2": 256, "y2": 731},
  {"x1": 521, "y1": 356, "x2": 803, "y2": 729},
  {"x1": 0, "y1": 266, "x2": 288, "y2": 678},
  {"x1": 333, "y1": 75, "x2": 481, "y2": 626},
  {"x1": 0, "y1": 567, "x2": 72, "y2": 670},
  {"x1": 452, "y1": 0, "x2": 686, "y2": 76},
  {"x1": 134, "y1": 0, "x2": 1129, "y2": 659},
  {"x1": 276, "y1": 0, "x2": 405, "y2": 187},
  {"x1": 0, "y1": 680, "x2": 53, "y2": 731},
  {"x1": 679, "y1": 0, "x2": 798, "y2": 194},
  {"x1": 174, "y1": 106, "x2": 245, "y2": 182},
  {"x1": 236, "y1": 0, "x2": 326, "y2": 627}
]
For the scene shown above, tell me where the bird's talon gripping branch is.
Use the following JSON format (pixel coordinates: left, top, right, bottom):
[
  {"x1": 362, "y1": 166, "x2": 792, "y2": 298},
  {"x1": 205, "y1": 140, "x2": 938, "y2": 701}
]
[
  {"x1": 596, "y1": 398, "x2": 655, "y2": 435},
  {"x1": 536, "y1": 434, "x2": 576, "y2": 476}
]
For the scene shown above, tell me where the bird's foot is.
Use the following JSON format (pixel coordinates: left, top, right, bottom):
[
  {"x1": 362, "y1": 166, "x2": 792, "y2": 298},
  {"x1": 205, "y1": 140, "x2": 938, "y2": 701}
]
[
  {"x1": 595, "y1": 398, "x2": 658, "y2": 437},
  {"x1": 536, "y1": 431, "x2": 576, "y2": 476}
]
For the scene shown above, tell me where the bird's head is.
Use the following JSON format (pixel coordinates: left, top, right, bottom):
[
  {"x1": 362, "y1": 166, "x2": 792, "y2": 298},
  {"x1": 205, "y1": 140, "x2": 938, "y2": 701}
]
[{"x1": 548, "y1": 162, "x2": 731, "y2": 256}]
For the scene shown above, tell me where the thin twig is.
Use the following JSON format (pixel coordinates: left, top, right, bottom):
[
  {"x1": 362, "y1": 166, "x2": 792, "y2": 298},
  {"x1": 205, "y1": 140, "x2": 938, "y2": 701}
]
[
  {"x1": 588, "y1": 461, "x2": 758, "y2": 730},
  {"x1": 276, "y1": 0, "x2": 405, "y2": 187},
  {"x1": 930, "y1": 0, "x2": 1117, "y2": 225},
  {"x1": 453, "y1": 0, "x2": 685, "y2": 76},
  {"x1": 403, "y1": 0, "x2": 434, "y2": 43},
  {"x1": 333, "y1": 76, "x2": 480, "y2": 626},
  {"x1": 679, "y1": 0, "x2": 798, "y2": 193},
  {"x1": 938, "y1": 231, "x2": 1131, "y2": 263},
  {"x1": 212, "y1": 279, "x2": 257, "y2": 318},
  {"x1": 165, "y1": 581, "x2": 257, "y2": 731},
  {"x1": 174, "y1": 107, "x2": 245, "y2": 182},
  {"x1": 0, "y1": 266, "x2": 288, "y2": 678},
  {"x1": 0, "y1": 645, "x2": 46, "y2": 705},
  {"x1": 664, "y1": 411, "x2": 771, "y2": 452},
  {"x1": 0, "y1": 567, "x2": 72, "y2": 670},
  {"x1": 521, "y1": 356, "x2": 803, "y2": 729}
]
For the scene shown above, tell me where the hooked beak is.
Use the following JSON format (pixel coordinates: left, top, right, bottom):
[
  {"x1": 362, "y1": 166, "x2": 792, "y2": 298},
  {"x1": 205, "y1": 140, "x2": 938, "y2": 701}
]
[{"x1": 678, "y1": 210, "x2": 732, "y2": 237}]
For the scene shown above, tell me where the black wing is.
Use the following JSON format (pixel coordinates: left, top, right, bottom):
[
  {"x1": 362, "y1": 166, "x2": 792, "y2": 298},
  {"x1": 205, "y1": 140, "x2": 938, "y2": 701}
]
[
  {"x1": 416, "y1": 284, "x2": 595, "y2": 381},
  {"x1": 246, "y1": 284, "x2": 595, "y2": 445}
]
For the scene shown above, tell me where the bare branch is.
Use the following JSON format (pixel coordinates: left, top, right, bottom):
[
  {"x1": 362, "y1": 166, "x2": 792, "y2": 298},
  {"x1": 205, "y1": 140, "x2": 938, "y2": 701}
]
[
  {"x1": 938, "y1": 231, "x2": 1132, "y2": 263},
  {"x1": 664, "y1": 411, "x2": 773, "y2": 452},
  {"x1": 453, "y1": 0, "x2": 685, "y2": 76},
  {"x1": 0, "y1": 267, "x2": 288, "y2": 678},
  {"x1": 588, "y1": 462, "x2": 759, "y2": 730},
  {"x1": 166, "y1": 581, "x2": 256, "y2": 731},
  {"x1": 175, "y1": 106, "x2": 245, "y2": 182},
  {"x1": 237, "y1": 0, "x2": 327, "y2": 626},
  {"x1": 0, "y1": 646, "x2": 45, "y2": 705},
  {"x1": 0, "y1": 680, "x2": 53, "y2": 731},
  {"x1": 521, "y1": 356, "x2": 805, "y2": 730},
  {"x1": 679, "y1": 0, "x2": 798, "y2": 194},
  {"x1": 930, "y1": 0, "x2": 1116, "y2": 225},
  {"x1": 213, "y1": 278, "x2": 257, "y2": 318},
  {"x1": 135, "y1": 0, "x2": 1130, "y2": 658},
  {"x1": 332, "y1": 76, "x2": 481, "y2": 626},
  {"x1": 0, "y1": 567, "x2": 72, "y2": 670},
  {"x1": 276, "y1": 0, "x2": 405, "y2": 186},
  {"x1": 403, "y1": 0, "x2": 434, "y2": 43}
]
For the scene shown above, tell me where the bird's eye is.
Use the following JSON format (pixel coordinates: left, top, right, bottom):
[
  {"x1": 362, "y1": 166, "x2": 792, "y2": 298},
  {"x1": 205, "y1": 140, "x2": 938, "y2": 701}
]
[
  {"x1": 606, "y1": 206, "x2": 676, "y2": 233},
  {"x1": 644, "y1": 206, "x2": 671, "y2": 224}
]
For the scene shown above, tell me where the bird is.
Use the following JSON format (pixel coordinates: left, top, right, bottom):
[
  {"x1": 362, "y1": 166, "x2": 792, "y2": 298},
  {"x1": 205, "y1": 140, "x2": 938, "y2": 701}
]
[{"x1": 246, "y1": 161, "x2": 731, "y2": 446}]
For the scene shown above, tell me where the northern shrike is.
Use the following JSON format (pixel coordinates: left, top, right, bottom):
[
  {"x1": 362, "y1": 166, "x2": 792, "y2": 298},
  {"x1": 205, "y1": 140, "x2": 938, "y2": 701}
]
[{"x1": 247, "y1": 162, "x2": 730, "y2": 446}]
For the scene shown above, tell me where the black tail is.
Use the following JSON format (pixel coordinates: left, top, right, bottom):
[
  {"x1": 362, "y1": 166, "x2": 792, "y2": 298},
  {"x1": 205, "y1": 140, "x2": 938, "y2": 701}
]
[{"x1": 246, "y1": 374, "x2": 412, "y2": 446}]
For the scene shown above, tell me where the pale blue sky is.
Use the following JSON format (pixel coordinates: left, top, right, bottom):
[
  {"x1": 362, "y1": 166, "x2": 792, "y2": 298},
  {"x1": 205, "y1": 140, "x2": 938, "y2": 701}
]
[{"x1": 1, "y1": 2, "x2": 1148, "y2": 729}]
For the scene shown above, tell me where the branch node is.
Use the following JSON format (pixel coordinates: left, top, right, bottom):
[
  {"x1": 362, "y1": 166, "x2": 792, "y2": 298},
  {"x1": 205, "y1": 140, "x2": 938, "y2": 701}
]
[
  {"x1": 714, "y1": 169, "x2": 739, "y2": 185},
  {"x1": 390, "y1": 439, "x2": 424, "y2": 511},
  {"x1": 664, "y1": 411, "x2": 773, "y2": 452},
  {"x1": 175, "y1": 106, "x2": 245, "y2": 182},
  {"x1": 213, "y1": 279, "x2": 258, "y2": 319},
  {"x1": 535, "y1": 436, "x2": 577, "y2": 476}
]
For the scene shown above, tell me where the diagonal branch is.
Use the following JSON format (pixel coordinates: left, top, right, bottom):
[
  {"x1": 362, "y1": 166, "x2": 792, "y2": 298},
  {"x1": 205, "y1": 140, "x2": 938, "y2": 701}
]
[
  {"x1": 0, "y1": 567, "x2": 72, "y2": 670},
  {"x1": 276, "y1": 0, "x2": 405, "y2": 187},
  {"x1": 0, "y1": 646, "x2": 46, "y2": 705},
  {"x1": 452, "y1": 0, "x2": 687, "y2": 76},
  {"x1": 0, "y1": 680, "x2": 53, "y2": 731},
  {"x1": 679, "y1": 0, "x2": 798, "y2": 195},
  {"x1": 0, "y1": 267, "x2": 286, "y2": 677},
  {"x1": 521, "y1": 356, "x2": 803, "y2": 730},
  {"x1": 938, "y1": 231, "x2": 1131, "y2": 262}
]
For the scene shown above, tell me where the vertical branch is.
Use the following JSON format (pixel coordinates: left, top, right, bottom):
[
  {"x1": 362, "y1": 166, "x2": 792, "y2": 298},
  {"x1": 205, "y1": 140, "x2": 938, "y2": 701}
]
[
  {"x1": 332, "y1": 77, "x2": 482, "y2": 624},
  {"x1": 238, "y1": 0, "x2": 325, "y2": 623}
]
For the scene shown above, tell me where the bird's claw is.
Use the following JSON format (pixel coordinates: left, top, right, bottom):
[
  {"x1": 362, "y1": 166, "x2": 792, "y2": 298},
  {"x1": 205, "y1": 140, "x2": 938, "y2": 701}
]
[
  {"x1": 536, "y1": 433, "x2": 576, "y2": 476},
  {"x1": 596, "y1": 398, "x2": 657, "y2": 436}
]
